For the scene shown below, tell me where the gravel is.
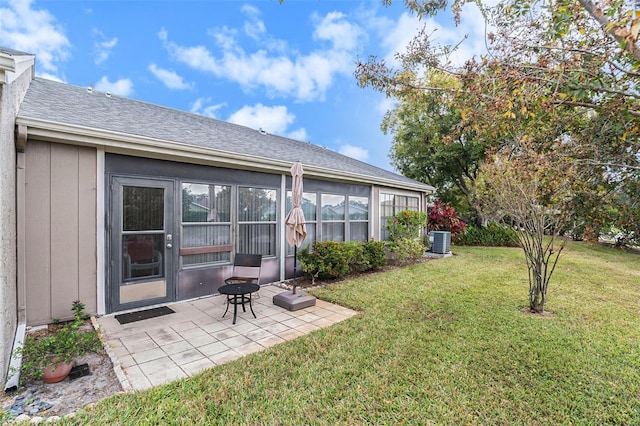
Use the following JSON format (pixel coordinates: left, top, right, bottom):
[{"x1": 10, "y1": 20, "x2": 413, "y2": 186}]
[{"x1": 1, "y1": 351, "x2": 123, "y2": 423}]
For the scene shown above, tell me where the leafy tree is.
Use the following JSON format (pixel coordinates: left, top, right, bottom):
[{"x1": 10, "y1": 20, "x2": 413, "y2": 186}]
[
  {"x1": 356, "y1": 0, "x2": 640, "y2": 181},
  {"x1": 382, "y1": 73, "x2": 489, "y2": 223},
  {"x1": 356, "y1": 0, "x2": 640, "y2": 309}
]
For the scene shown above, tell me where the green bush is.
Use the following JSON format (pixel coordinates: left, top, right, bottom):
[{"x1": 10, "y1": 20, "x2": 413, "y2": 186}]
[
  {"x1": 453, "y1": 223, "x2": 519, "y2": 247},
  {"x1": 299, "y1": 241, "x2": 352, "y2": 281},
  {"x1": 387, "y1": 210, "x2": 427, "y2": 242},
  {"x1": 390, "y1": 238, "x2": 426, "y2": 265},
  {"x1": 298, "y1": 240, "x2": 388, "y2": 282},
  {"x1": 343, "y1": 241, "x2": 367, "y2": 273},
  {"x1": 362, "y1": 239, "x2": 387, "y2": 270}
]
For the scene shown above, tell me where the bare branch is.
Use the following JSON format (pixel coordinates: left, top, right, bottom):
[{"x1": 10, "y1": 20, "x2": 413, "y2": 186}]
[{"x1": 577, "y1": 0, "x2": 640, "y2": 62}]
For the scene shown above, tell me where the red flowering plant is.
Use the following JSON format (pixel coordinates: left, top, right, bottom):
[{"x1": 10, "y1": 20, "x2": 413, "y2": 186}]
[
  {"x1": 386, "y1": 210, "x2": 428, "y2": 264},
  {"x1": 428, "y1": 200, "x2": 467, "y2": 238},
  {"x1": 386, "y1": 210, "x2": 427, "y2": 242}
]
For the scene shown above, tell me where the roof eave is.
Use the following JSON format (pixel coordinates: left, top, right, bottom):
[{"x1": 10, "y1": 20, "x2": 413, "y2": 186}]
[
  {"x1": 16, "y1": 116, "x2": 435, "y2": 194},
  {"x1": 0, "y1": 53, "x2": 15, "y2": 85}
]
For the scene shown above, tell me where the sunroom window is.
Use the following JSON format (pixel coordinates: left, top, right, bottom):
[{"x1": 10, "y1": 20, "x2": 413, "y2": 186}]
[
  {"x1": 181, "y1": 183, "x2": 231, "y2": 266},
  {"x1": 348, "y1": 196, "x2": 369, "y2": 242},
  {"x1": 380, "y1": 193, "x2": 419, "y2": 240},
  {"x1": 238, "y1": 187, "x2": 277, "y2": 256},
  {"x1": 321, "y1": 194, "x2": 345, "y2": 242}
]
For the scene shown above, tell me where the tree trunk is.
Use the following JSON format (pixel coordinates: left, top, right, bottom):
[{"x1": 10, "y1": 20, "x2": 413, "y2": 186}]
[
  {"x1": 529, "y1": 289, "x2": 545, "y2": 313},
  {"x1": 528, "y1": 255, "x2": 547, "y2": 313}
]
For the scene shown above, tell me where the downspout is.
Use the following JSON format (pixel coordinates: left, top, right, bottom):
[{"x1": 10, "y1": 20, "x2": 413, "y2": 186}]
[
  {"x1": 5, "y1": 127, "x2": 28, "y2": 393},
  {"x1": 4, "y1": 324, "x2": 25, "y2": 393}
]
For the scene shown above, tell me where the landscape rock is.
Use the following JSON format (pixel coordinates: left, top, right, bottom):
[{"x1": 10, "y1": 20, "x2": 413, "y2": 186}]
[{"x1": 1, "y1": 351, "x2": 123, "y2": 423}]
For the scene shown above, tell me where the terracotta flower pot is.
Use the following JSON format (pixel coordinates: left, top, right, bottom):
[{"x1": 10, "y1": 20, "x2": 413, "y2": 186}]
[{"x1": 42, "y1": 359, "x2": 73, "y2": 383}]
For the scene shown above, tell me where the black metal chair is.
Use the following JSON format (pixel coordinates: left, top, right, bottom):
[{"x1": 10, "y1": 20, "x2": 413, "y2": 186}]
[
  {"x1": 219, "y1": 254, "x2": 263, "y2": 323},
  {"x1": 224, "y1": 253, "x2": 262, "y2": 286}
]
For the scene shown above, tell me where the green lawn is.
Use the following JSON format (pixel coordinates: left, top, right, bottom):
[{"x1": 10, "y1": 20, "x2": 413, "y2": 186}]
[{"x1": 66, "y1": 242, "x2": 639, "y2": 425}]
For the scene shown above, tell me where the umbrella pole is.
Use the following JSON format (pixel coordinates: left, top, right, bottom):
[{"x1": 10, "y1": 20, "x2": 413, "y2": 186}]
[{"x1": 293, "y1": 245, "x2": 297, "y2": 295}]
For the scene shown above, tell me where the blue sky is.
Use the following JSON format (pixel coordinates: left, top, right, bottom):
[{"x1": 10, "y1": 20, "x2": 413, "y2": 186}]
[{"x1": 1, "y1": 0, "x2": 489, "y2": 171}]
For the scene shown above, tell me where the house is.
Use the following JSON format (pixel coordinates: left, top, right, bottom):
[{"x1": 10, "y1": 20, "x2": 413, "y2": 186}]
[{"x1": 0, "y1": 47, "x2": 434, "y2": 383}]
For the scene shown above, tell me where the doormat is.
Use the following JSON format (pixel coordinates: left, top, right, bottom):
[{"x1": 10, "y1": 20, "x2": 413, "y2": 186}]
[{"x1": 115, "y1": 306, "x2": 175, "y2": 325}]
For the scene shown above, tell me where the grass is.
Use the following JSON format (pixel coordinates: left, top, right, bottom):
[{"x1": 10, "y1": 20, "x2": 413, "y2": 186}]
[{"x1": 63, "y1": 241, "x2": 639, "y2": 425}]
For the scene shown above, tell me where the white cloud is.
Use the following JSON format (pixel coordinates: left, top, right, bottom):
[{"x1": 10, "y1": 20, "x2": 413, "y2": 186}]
[
  {"x1": 93, "y1": 30, "x2": 117, "y2": 65},
  {"x1": 339, "y1": 144, "x2": 369, "y2": 161},
  {"x1": 159, "y1": 8, "x2": 364, "y2": 102},
  {"x1": 0, "y1": 0, "x2": 70, "y2": 74},
  {"x1": 376, "y1": 96, "x2": 396, "y2": 115},
  {"x1": 241, "y1": 4, "x2": 266, "y2": 40},
  {"x1": 313, "y1": 11, "x2": 365, "y2": 51},
  {"x1": 206, "y1": 26, "x2": 239, "y2": 51},
  {"x1": 374, "y1": 3, "x2": 496, "y2": 69},
  {"x1": 190, "y1": 97, "x2": 225, "y2": 118},
  {"x1": 378, "y1": 12, "x2": 423, "y2": 66},
  {"x1": 287, "y1": 128, "x2": 308, "y2": 142},
  {"x1": 228, "y1": 104, "x2": 294, "y2": 135},
  {"x1": 94, "y1": 76, "x2": 133, "y2": 97},
  {"x1": 37, "y1": 72, "x2": 64, "y2": 83},
  {"x1": 148, "y1": 64, "x2": 193, "y2": 90}
]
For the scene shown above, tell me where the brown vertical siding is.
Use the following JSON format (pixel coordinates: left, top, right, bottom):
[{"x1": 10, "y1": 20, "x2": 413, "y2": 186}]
[
  {"x1": 25, "y1": 142, "x2": 52, "y2": 325},
  {"x1": 24, "y1": 141, "x2": 96, "y2": 325},
  {"x1": 78, "y1": 148, "x2": 97, "y2": 314},
  {"x1": 50, "y1": 144, "x2": 80, "y2": 319}
]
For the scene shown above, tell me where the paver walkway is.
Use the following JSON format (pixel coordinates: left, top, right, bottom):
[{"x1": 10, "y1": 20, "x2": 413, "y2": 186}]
[{"x1": 96, "y1": 285, "x2": 357, "y2": 391}]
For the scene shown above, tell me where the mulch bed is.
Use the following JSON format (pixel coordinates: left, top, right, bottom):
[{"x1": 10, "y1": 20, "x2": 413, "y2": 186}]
[{"x1": 287, "y1": 256, "x2": 435, "y2": 290}]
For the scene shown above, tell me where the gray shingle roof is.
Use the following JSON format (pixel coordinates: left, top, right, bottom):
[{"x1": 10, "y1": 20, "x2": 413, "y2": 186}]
[
  {"x1": 17, "y1": 77, "x2": 432, "y2": 190},
  {"x1": 0, "y1": 47, "x2": 33, "y2": 57}
]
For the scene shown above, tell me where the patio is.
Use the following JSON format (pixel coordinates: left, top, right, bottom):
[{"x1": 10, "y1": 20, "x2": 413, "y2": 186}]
[{"x1": 96, "y1": 284, "x2": 357, "y2": 391}]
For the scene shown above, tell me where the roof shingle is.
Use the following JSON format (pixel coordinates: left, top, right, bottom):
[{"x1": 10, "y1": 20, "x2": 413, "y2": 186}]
[{"x1": 18, "y1": 77, "x2": 432, "y2": 190}]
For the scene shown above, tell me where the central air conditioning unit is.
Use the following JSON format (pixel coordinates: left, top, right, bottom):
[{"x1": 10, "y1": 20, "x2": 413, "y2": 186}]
[{"x1": 430, "y1": 231, "x2": 451, "y2": 254}]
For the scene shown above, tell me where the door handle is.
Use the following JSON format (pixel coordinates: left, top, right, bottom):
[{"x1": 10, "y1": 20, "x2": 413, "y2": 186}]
[{"x1": 166, "y1": 243, "x2": 173, "y2": 249}]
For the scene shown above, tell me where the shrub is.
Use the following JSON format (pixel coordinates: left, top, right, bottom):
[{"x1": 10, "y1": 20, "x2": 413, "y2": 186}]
[
  {"x1": 387, "y1": 210, "x2": 427, "y2": 242},
  {"x1": 298, "y1": 239, "x2": 388, "y2": 283},
  {"x1": 453, "y1": 223, "x2": 519, "y2": 247},
  {"x1": 343, "y1": 241, "x2": 367, "y2": 273},
  {"x1": 428, "y1": 200, "x2": 467, "y2": 238},
  {"x1": 386, "y1": 210, "x2": 427, "y2": 264},
  {"x1": 298, "y1": 241, "x2": 352, "y2": 282},
  {"x1": 362, "y1": 239, "x2": 386, "y2": 270},
  {"x1": 13, "y1": 300, "x2": 101, "y2": 384},
  {"x1": 393, "y1": 238, "x2": 427, "y2": 265}
]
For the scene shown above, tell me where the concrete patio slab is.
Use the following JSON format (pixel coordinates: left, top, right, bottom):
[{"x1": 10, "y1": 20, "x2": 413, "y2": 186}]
[{"x1": 97, "y1": 284, "x2": 357, "y2": 391}]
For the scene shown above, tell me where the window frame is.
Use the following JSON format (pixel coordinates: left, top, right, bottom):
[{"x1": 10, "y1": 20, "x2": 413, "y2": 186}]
[
  {"x1": 237, "y1": 186, "x2": 278, "y2": 256},
  {"x1": 347, "y1": 195, "x2": 369, "y2": 242},
  {"x1": 179, "y1": 182, "x2": 233, "y2": 268},
  {"x1": 379, "y1": 193, "x2": 420, "y2": 241},
  {"x1": 320, "y1": 193, "x2": 346, "y2": 242}
]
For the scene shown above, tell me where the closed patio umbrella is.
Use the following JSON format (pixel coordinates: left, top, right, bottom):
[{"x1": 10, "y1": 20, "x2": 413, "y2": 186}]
[
  {"x1": 285, "y1": 161, "x2": 307, "y2": 292},
  {"x1": 273, "y1": 162, "x2": 316, "y2": 311}
]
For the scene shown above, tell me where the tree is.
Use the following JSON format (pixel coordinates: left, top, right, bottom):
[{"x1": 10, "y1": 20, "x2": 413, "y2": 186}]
[
  {"x1": 356, "y1": 0, "x2": 640, "y2": 175},
  {"x1": 356, "y1": 0, "x2": 640, "y2": 310},
  {"x1": 382, "y1": 72, "x2": 489, "y2": 224},
  {"x1": 478, "y1": 142, "x2": 579, "y2": 313}
]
